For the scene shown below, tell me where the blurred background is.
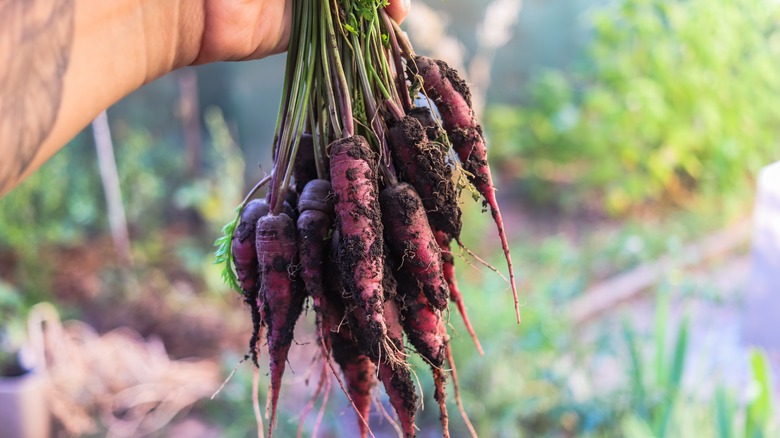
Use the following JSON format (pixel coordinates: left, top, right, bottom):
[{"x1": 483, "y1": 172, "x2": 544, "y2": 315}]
[{"x1": 1, "y1": 0, "x2": 779, "y2": 436}]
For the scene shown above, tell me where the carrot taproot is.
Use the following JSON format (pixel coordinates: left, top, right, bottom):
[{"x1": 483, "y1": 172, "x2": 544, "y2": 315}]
[
  {"x1": 255, "y1": 212, "x2": 306, "y2": 437},
  {"x1": 326, "y1": 176, "x2": 416, "y2": 437},
  {"x1": 297, "y1": 179, "x2": 335, "y2": 342},
  {"x1": 331, "y1": 325, "x2": 377, "y2": 438},
  {"x1": 324, "y1": 277, "x2": 377, "y2": 438},
  {"x1": 321, "y1": 228, "x2": 345, "y2": 354},
  {"x1": 330, "y1": 136, "x2": 393, "y2": 363},
  {"x1": 232, "y1": 199, "x2": 271, "y2": 365},
  {"x1": 434, "y1": 230, "x2": 483, "y2": 355},
  {"x1": 232, "y1": 199, "x2": 270, "y2": 296},
  {"x1": 379, "y1": 297, "x2": 418, "y2": 438},
  {"x1": 397, "y1": 285, "x2": 446, "y2": 368},
  {"x1": 387, "y1": 115, "x2": 461, "y2": 240},
  {"x1": 395, "y1": 272, "x2": 450, "y2": 437},
  {"x1": 380, "y1": 183, "x2": 449, "y2": 310},
  {"x1": 411, "y1": 55, "x2": 521, "y2": 323}
]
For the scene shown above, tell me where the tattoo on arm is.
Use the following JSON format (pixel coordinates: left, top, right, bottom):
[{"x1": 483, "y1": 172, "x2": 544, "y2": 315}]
[{"x1": 0, "y1": 0, "x2": 75, "y2": 194}]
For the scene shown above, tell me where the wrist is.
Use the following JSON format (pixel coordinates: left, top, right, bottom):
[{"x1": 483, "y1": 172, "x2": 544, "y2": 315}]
[
  {"x1": 137, "y1": 0, "x2": 205, "y2": 80},
  {"x1": 171, "y1": 1, "x2": 207, "y2": 69}
]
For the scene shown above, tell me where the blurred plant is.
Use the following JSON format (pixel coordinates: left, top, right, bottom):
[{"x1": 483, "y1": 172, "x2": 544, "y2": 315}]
[
  {"x1": 173, "y1": 106, "x2": 247, "y2": 295},
  {"x1": 621, "y1": 288, "x2": 689, "y2": 437},
  {"x1": 0, "y1": 135, "x2": 100, "y2": 300},
  {"x1": 488, "y1": 0, "x2": 780, "y2": 214},
  {"x1": 0, "y1": 280, "x2": 27, "y2": 376},
  {"x1": 742, "y1": 349, "x2": 777, "y2": 438},
  {"x1": 174, "y1": 107, "x2": 246, "y2": 229},
  {"x1": 622, "y1": 349, "x2": 777, "y2": 438},
  {"x1": 0, "y1": 135, "x2": 99, "y2": 250},
  {"x1": 0, "y1": 122, "x2": 186, "y2": 249},
  {"x1": 0, "y1": 121, "x2": 185, "y2": 300}
]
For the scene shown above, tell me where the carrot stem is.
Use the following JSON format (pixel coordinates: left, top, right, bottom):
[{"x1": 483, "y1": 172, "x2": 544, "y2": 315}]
[
  {"x1": 388, "y1": 17, "x2": 415, "y2": 59},
  {"x1": 318, "y1": 2, "x2": 342, "y2": 139},
  {"x1": 324, "y1": 0, "x2": 353, "y2": 137},
  {"x1": 269, "y1": 0, "x2": 312, "y2": 214},
  {"x1": 350, "y1": 32, "x2": 398, "y2": 185},
  {"x1": 381, "y1": 9, "x2": 412, "y2": 112}
]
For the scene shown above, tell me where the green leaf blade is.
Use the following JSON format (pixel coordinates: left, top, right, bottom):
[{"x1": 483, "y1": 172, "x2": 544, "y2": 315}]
[{"x1": 213, "y1": 206, "x2": 242, "y2": 294}]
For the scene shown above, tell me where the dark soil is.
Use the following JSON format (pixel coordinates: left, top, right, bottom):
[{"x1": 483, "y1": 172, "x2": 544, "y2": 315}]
[
  {"x1": 330, "y1": 136, "x2": 389, "y2": 362},
  {"x1": 381, "y1": 184, "x2": 449, "y2": 310},
  {"x1": 395, "y1": 274, "x2": 445, "y2": 368},
  {"x1": 408, "y1": 106, "x2": 443, "y2": 141},
  {"x1": 389, "y1": 115, "x2": 462, "y2": 240},
  {"x1": 410, "y1": 56, "x2": 473, "y2": 109}
]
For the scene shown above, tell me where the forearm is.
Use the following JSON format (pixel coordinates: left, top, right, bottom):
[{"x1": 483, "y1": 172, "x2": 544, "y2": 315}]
[
  {"x1": 0, "y1": 0, "x2": 410, "y2": 197},
  {"x1": 0, "y1": 0, "x2": 205, "y2": 196}
]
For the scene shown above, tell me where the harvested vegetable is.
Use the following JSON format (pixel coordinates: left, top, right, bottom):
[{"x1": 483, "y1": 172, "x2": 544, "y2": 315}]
[
  {"x1": 255, "y1": 212, "x2": 305, "y2": 436},
  {"x1": 330, "y1": 136, "x2": 396, "y2": 364},
  {"x1": 212, "y1": 1, "x2": 519, "y2": 435},
  {"x1": 410, "y1": 55, "x2": 521, "y2": 324},
  {"x1": 297, "y1": 179, "x2": 334, "y2": 341},
  {"x1": 381, "y1": 182, "x2": 449, "y2": 310}
]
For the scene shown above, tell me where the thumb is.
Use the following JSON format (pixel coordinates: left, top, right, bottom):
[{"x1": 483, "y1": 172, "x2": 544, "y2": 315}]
[{"x1": 385, "y1": 0, "x2": 410, "y2": 24}]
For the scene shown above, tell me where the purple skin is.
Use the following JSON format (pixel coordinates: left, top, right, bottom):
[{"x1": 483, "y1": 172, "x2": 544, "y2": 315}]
[
  {"x1": 330, "y1": 136, "x2": 389, "y2": 362},
  {"x1": 255, "y1": 212, "x2": 305, "y2": 437},
  {"x1": 232, "y1": 199, "x2": 270, "y2": 295},
  {"x1": 297, "y1": 179, "x2": 334, "y2": 339},
  {"x1": 293, "y1": 133, "x2": 318, "y2": 194},
  {"x1": 411, "y1": 55, "x2": 520, "y2": 323},
  {"x1": 380, "y1": 183, "x2": 449, "y2": 310}
]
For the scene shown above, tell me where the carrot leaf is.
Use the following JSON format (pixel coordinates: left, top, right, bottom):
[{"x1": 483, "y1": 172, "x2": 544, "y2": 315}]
[{"x1": 214, "y1": 207, "x2": 242, "y2": 293}]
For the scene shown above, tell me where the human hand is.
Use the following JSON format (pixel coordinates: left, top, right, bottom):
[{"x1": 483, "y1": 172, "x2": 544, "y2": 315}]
[{"x1": 192, "y1": 0, "x2": 411, "y2": 65}]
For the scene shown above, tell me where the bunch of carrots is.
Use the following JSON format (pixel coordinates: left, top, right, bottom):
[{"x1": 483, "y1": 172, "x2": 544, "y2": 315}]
[{"x1": 214, "y1": 1, "x2": 519, "y2": 436}]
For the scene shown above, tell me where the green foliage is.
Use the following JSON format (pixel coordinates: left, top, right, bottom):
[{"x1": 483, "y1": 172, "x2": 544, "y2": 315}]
[
  {"x1": 621, "y1": 289, "x2": 689, "y2": 438},
  {"x1": 0, "y1": 134, "x2": 100, "y2": 250},
  {"x1": 0, "y1": 135, "x2": 99, "y2": 299},
  {"x1": 213, "y1": 211, "x2": 241, "y2": 294},
  {"x1": 715, "y1": 386, "x2": 735, "y2": 438},
  {"x1": 0, "y1": 124, "x2": 182, "y2": 251},
  {"x1": 622, "y1": 348, "x2": 777, "y2": 438},
  {"x1": 487, "y1": 0, "x2": 780, "y2": 213},
  {"x1": 745, "y1": 349, "x2": 777, "y2": 438},
  {"x1": 177, "y1": 106, "x2": 251, "y2": 295},
  {"x1": 0, "y1": 280, "x2": 26, "y2": 373},
  {"x1": 0, "y1": 123, "x2": 184, "y2": 302}
]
